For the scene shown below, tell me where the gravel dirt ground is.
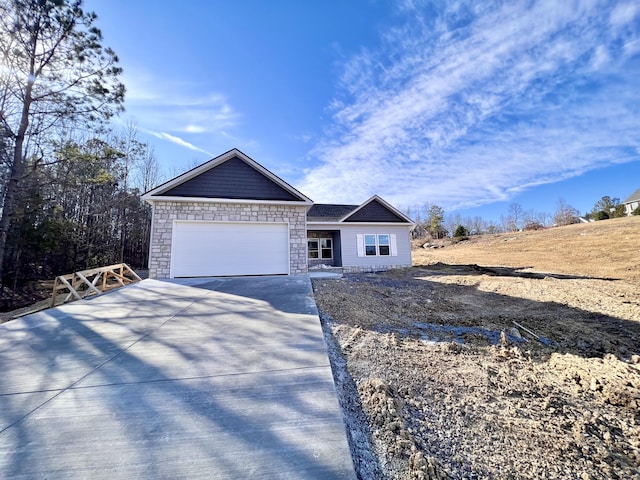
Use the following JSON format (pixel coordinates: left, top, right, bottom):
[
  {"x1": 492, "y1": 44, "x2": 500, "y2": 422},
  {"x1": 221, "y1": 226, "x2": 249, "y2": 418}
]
[{"x1": 312, "y1": 216, "x2": 640, "y2": 479}]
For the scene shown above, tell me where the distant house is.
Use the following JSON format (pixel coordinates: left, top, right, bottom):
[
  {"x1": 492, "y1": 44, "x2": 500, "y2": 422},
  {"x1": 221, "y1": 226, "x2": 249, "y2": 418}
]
[
  {"x1": 622, "y1": 188, "x2": 640, "y2": 216},
  {"x1": 142, "y1": 148, "x2": 414, "y2": 278}
]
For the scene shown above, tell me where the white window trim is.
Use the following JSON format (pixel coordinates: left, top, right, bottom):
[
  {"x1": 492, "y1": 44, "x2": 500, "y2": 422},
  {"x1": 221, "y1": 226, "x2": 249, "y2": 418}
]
[
  {"x1": 308, "y1": 239, "x2": 319, "y2": 259},
  {"x1": 364, "y1": 234, "x2": 377, "y2": 256},
  {"x1": 357, "y1": 233, "x2": 398, "y2": 257},
  {"x1": 320, "y1": 238, "x2": 333, "y2": 260},
  {"x1": 308, "y1": 237, "x2": 333, "y2": 260}
]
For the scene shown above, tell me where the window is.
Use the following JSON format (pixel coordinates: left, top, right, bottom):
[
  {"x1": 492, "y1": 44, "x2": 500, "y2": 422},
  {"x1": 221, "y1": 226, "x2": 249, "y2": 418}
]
[
  {"x1": 308, "y1": 240, "x2": 319, "y2": 258},
  {"x1": 364, "y1": 234, "x2": 377, "y2": 256},
  {"x1": 378, "y1": 234, "x2": 390, "y2": 256},
  {"x1": 320, "y1": 238, "x2": 333, "y2": 259},
  {"x1": 308, "y1": 238, "x2": 333, "y2": 259},
  {"x1": 358, "y1": 233, "x2": 397, "y2": 257}
]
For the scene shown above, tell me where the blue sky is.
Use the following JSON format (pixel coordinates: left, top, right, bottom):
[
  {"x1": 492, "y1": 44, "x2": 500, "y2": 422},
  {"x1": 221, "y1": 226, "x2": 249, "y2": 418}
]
[{"x1": 87, "y1": 0, "x2": 640, "y2": 222}]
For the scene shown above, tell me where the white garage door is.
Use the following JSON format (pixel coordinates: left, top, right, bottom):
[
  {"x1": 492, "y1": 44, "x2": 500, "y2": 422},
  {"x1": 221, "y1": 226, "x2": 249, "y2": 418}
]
[{"x1": 171, "y1": 221, "x2": 289, "y2": 277}]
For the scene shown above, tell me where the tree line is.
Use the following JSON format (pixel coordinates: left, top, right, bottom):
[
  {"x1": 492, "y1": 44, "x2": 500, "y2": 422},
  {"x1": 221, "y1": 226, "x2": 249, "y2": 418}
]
[
  {"x1": 407, "y1": 195, "x2": 636, "y2": 241},
  {"x1": 0, "y1": 0, "x2": 162, "y2": 309}
]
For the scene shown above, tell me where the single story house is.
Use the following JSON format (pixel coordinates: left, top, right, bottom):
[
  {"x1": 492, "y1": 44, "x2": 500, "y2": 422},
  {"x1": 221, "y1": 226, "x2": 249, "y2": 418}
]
[
  {"x1": 622, "y1": 188, "x2": 640, "y2": 216},
  {"x1": 142, "y1": 148, "x2": 414, "y2": 278}
]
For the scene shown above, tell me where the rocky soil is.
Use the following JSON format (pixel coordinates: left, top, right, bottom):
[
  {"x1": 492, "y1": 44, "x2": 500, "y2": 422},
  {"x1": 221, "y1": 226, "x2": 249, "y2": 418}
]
[{"x1": 312, "y1": 217, "x2": 640, "y2": 479}]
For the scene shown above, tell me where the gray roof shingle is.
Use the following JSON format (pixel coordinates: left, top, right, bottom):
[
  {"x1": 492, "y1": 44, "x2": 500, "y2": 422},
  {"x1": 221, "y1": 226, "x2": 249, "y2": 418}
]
[
  {"x1": 307, "y1": 204, "x2": 358, "y2": 222},
  {"x1": 623, "y1": 188, "x2": 640, "y2": 204}
]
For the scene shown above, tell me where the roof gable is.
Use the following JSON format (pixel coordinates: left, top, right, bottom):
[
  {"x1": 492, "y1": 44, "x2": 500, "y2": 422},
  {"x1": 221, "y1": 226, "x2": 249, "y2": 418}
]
[
  {"x1": 142, "y1": 149, "x2": 312, "y2": 203},
  {"x1": 343, "y1": 196, "x2": 413, "y2": 223},
  {"x1": 623, "y1": 188, "x2": 640, "y2": 204}
]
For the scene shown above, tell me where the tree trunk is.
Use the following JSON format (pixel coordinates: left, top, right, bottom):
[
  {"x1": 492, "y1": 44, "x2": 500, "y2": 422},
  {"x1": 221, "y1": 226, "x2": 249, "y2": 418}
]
[{"x1": 0, "y1": 81, "x2": 33, "y2": 288}]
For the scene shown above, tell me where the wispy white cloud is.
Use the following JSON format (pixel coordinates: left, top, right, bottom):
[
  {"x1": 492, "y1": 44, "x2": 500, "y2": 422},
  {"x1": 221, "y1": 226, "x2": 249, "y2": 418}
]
[
  {"x1": 122, "y1": 69, "x2": 240, "y2": 136},
  {"x1": 299, "y1": 0, "x2": 640, "y2": 210},
  {"x1": 141, "y1": 128, "x2": 213, "y2": 156},
  {"x1": 610, "y1": 1, "x2": 640, "y2": 29}
]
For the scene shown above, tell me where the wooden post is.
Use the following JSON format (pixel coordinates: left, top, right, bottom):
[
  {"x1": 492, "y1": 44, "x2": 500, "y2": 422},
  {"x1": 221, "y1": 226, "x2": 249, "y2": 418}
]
[{"x1": 51, "y1": 277, "x2": 59, "y2": 308}]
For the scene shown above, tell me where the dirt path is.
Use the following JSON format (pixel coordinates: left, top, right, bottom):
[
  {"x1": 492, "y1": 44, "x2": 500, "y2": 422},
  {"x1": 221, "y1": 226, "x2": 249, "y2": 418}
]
[{"x1": 313, "y1": 218, "x2": 640, "y2": 479}]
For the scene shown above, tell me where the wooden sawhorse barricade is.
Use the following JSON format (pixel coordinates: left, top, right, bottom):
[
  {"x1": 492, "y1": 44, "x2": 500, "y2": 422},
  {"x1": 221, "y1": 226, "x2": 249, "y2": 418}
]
[{"x1": 51, "y1": 263, "x2": 142, "y2": 307}]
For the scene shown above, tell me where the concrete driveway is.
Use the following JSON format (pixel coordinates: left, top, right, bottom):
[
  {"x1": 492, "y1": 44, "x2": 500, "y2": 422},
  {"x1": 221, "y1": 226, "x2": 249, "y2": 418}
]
[{"x1": 0, "y1": 276, "x2": 356, "y2": 479}]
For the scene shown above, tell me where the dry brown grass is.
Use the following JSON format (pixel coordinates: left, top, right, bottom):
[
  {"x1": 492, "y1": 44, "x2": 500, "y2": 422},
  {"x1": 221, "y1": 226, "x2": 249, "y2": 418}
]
[{"x1": 413, "y1": 215, "x2": 640, "y2": 282}]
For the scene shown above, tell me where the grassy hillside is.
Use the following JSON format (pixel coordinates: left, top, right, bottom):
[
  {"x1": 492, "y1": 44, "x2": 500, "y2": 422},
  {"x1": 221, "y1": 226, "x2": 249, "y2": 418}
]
[{"x1": 413, "y1": 215, "x2": 640, "y2": 282}]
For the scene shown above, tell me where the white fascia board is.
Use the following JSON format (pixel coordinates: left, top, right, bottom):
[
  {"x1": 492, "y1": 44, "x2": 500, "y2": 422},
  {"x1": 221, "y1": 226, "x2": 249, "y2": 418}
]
[
  {"x1": 141, "y1": 192, "x2": 157, "y2": 204},
  {"x1": 306, "y1": 221, "x2": 414, "y2": 228},
  {"x1": 306, "y1": 222, "x2": 343, "y2": 228},
  {"x1": 144, "y1": 195, "x2": 312, "y2": 206}
]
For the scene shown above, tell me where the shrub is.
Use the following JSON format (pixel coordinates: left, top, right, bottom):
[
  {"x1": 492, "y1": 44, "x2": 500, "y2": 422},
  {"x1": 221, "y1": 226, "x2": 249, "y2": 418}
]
[
  {"x1": 632, "y1": 206, "x2": 640, "y2": 216},
  {"x1": 524, "y1": 221, "x2": 544, "y2": 231},
  {"x1": 454, "y1": 225, "x2": 469, "y2": 238}
]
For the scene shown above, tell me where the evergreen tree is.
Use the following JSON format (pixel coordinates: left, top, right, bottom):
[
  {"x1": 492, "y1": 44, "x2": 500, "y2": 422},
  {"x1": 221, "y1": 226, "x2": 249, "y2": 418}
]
[
  {"x1": 590, "y1": 196, "x2": 625, "y2": 220},
  {"x1": 428, "y1": 204, "x2": 445, "y2": 238}
]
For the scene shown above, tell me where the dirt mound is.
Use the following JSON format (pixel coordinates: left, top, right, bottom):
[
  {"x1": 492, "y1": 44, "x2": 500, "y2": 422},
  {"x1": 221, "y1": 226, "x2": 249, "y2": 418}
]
[{"x1": 359, "y1": 377, "x2": 447, "y2": 480}]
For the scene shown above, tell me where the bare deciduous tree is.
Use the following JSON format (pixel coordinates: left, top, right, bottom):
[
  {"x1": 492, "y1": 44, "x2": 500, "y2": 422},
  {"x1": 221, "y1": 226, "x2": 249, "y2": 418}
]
[
  {"x1": 505, "y1": 202, "x2": 524, "y2": 231},
  {"x1": 553, "y1": 198, "x2": 579, "y2": 226}
]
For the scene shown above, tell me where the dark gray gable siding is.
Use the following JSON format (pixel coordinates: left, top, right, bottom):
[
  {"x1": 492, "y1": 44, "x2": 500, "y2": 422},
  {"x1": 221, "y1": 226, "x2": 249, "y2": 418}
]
[
  {"x1": 343, "y1": 199, "x2": 407, "y2": 223},
  {"x1": 160, "y1": 156, "x2": 301, "y2": 201}
]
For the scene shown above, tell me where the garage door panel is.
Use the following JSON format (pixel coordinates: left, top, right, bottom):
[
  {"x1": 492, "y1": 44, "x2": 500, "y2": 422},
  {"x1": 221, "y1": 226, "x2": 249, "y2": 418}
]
[{"x1": 171, "y1": 222, "x2": 289, "y2": 277}]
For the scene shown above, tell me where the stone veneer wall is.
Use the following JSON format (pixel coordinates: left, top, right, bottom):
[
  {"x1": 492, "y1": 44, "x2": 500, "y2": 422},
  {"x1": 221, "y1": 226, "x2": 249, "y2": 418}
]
[
  {"x1": 148, "y1": 201, "x2": 308, "y2": 278},
  {"x1": 342, "y1": 264, "x2": 411, "y2": 274}
]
